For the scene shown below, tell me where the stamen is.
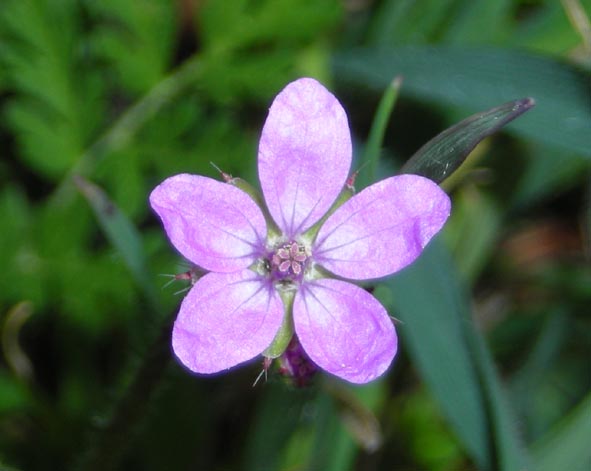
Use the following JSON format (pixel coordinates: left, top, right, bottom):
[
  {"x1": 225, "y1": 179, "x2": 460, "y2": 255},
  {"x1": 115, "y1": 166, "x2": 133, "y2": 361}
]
[
  {"x1": 268, "y1": 240, "x2": 309, "y2": 282},
  {"x1": 294, "y1": 252, "x2": 307, "y2": 262}
]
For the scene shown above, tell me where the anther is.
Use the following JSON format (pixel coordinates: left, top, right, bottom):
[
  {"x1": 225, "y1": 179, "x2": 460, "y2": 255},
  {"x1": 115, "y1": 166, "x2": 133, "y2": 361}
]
[{"x1": 269, "y1": 241, "x2": 309, "y2": 281}]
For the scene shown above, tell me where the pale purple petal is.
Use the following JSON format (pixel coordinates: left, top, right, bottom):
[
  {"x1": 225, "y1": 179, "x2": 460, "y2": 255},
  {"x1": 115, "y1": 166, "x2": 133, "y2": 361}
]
[
  {"x1": 294, "y1": 279, "x2": 397, "y2": 384},
  {"x1": 258, "y1": 78, "x2": 352, "y2": 238},
  {"x1": 314, "y1": 175, "x2": 450, "y2": 280},
  {"x1": 150, "y1": 174, "x2": 267, "y2": 272},
  {"x1": 172, "y1": 270, "x2": 284, "y2": 374}
]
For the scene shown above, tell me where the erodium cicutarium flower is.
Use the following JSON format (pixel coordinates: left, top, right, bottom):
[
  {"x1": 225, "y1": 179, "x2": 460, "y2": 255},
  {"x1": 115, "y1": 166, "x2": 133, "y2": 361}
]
[{"x1": 149, "y1": 78, "x2": 451, "y2": 384}]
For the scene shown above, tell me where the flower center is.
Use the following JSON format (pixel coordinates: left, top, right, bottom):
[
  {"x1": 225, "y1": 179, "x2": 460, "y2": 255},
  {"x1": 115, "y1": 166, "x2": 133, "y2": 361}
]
[{"x1": 269, "y1": 241, "x2": 309, "y2": 282}]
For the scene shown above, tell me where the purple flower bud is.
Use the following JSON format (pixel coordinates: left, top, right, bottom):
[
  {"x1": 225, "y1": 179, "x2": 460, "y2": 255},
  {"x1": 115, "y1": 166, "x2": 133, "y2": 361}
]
[{"x1": 278, "y1": 337, "x2": 318, "y2": 388}]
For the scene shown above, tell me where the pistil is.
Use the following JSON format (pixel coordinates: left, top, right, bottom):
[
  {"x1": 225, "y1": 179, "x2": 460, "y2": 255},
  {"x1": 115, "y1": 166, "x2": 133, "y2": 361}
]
[{"x1": 269, "y1": 241, "x2": 309, "y2": 282}]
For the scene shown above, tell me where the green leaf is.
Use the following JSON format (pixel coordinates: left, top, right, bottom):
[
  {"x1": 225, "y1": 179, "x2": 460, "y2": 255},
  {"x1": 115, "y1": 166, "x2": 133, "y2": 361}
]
[
  {"x1": 244, "y1": 384, "x2": 312, "y2": 471},
  {"x1": 332, "y1": 47, "x2": 591, "y2": 157},
  {"x1": 445, "y1": 188, "x2": 502, "y2": 281},
  {"x1": 468, "y1": 318, "x2": 531, "y2": 471},
  {"x1": 307, "y1": 397, "x2": 357, "y2": 471},
  {"x1": 533, "y1": 392, "x2": 591, "y2": 471},
  {"x1": 401, "y1": 97, "x2": 534, "y2": 183},
  {"x1": 363, "y1": 76, "x2": 403, "y2": 185},
  {"x1": 0, "y1": 0, "x2": 102, "y2": 178},
  {"x1": 367, "y1": 0, "x2": 458, "y2": 46},
  {"x1": 0, "y1": 186, "x2": 38, "y2": 306},
  {"x1": 87, "y1": 0, "x2": 176, "y2": 94},
  {"x1": 66, "y1": 55, "x2": 202, "y2": 182},
  {"x1": 73, "y1": 176, "x2": 158, "y2": 309},
  {"x1": 306, "y1": 384, "x2": 376, "y2": 471},
  {"x1": 0, "y1": 370, "x2": 32, "y2": 415},
  {"x1": 509, "y1": 141, "x2": 589, "y2": 209},
  {"x1": 378, "y1": 240, "x2": 491, "y2": 469},
  {"x1": 378, "y1": 240, "x2": 531, "y2": 470},
  {"x1": 198, "y1": 0, "x2": 343, "y2": 103},
  {"x1": 509, "y1": 311, "x2": 569, "y2": 420},
  {"x1": 443, "y1": 0, "x2": 513, "y2": 44},
  {"x1": 514, "y1": 0, "x2": 591, "y2": 55}
]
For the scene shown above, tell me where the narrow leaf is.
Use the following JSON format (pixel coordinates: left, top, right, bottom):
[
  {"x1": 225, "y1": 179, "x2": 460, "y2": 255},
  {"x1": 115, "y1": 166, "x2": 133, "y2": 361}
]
[
  {"x1": 379, "y1": 240, "x2": 530, "y2": 470},
  {"x1": 401, "y1": 98, "x2": 535, "y2": 183},
  {"x1": 307, "y1": 383, "x2": 382, "y2": 471},
  {"x1": 74, "y1": 175, "x2": 158, "y2": 308},
  {"x1": 244, "y1": 386, "x2": 304, "y2": 470},
  {"x1": 363, "y1": 76, "x2": 403, "y2": 184},
  {"x1": 333, "y1": 47, "x2": 591, "y2": 157},
  {"x1": 533, "y1": 392, "x2": 591, "y2": 471},
  {"x1": 468, "y1": 320, "x2": 531, "y2": 471},
  {"x1": 379, "y1": 240, "x2": 491, "y2": 469}
]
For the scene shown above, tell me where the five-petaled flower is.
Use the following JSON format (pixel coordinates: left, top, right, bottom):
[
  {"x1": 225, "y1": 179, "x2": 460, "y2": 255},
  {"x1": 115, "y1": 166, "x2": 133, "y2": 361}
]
[{"x1": 149, "y1": 78, "x2": 451, "y2": 384}]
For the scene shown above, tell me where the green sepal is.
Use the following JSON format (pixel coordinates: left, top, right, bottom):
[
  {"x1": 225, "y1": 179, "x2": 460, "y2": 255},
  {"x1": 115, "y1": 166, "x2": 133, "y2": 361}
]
[
  {"x1": 302, "y1": 183, "x2": 355, "y2": 243},
  {"x1": 229, "y1": 177, "x2": 264, "y2": 207},
  {"x1": 230, "y1": 177, "x2": 281, "y2": 239},
  {"x1": 262, "y1": 288, "x2": 295, "y2": 358}
]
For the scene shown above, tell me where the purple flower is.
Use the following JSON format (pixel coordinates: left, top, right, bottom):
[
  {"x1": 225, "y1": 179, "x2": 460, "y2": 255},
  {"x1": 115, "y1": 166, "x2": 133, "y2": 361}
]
[{"x1": 149, "y1": 78, "x2": 451, "y2": 384}]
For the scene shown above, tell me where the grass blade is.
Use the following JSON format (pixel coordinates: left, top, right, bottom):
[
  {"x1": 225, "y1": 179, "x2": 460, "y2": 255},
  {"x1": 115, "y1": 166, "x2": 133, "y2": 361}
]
[
  {"x1": 333, "y1": 47, "x2": 591, "y2": 157},
  {"x1": 363, "y1": 76, "x2": 403, "y2": 184},
  {"x1": 380, "y1": 241, "x2": 491, "y2": 468},
  {"x1": 74, "y1": 175, "x2": 158, "y2": 309},
  {"x1": 533, "y1": 392, "x2": 591, "y2": 471}
]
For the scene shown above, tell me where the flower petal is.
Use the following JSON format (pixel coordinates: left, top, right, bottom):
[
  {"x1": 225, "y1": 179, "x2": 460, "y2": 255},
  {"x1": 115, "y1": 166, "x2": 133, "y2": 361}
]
[
  {"x1": 172, "y1": 270, "x2": 284, "y2": 374},
  {"x1": 314, "y1": 175, "x2": 450, "y2": 280},
  {"x1": 150, "y1": 174, "x2": 267, "y2": 272},
  {"x1": 258, "y1": 78, "x2": 352, "y2": 238},
  {"x1": 294, "y1": 279, "x2": 397, "y2": 384}
]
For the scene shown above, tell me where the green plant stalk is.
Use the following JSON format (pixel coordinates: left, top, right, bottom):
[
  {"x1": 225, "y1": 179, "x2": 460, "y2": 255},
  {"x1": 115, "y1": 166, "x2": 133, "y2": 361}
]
[{"x1": 362, "y1": 76, "x2": 402, "y2": 186}]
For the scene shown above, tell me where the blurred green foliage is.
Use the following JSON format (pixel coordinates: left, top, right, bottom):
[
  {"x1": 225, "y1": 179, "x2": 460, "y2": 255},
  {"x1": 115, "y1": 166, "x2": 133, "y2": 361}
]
[{"x1": 0, "y1": 0, "x2": 590, "y2": 470}]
